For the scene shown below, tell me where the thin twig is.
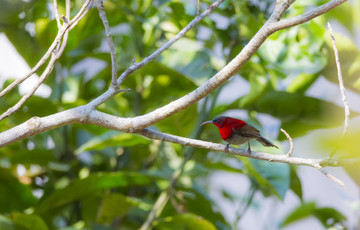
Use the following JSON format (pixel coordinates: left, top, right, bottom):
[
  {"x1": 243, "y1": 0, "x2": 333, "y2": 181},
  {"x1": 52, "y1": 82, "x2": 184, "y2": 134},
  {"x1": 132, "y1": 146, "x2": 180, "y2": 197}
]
[
  {"x1": 280, "y1": 128, "x2": 294, "y2": 157},
  {"x1": 69, "y1": 0, "x2": 93, "y2": 30},
  {"x1": 66, "y1": 0, "x2": 70, "y2": 19},
  {"x1": 94, "y1": 0, "x2": 118, "y2": 87},
  {"x1": 314, "y1": 164, "x2": 345, "y2": 187},
  {"x1": 53, "y1": 0, "x2": 61, "y2": 28},
  {"x1": 328, "y1": 23, "x2": 350, "y2": 159},
  {"x1": 197, "y1": 0, "x2": 200, "y2": 16},
  {"x1": 328, "y1": 23, "x2": 349, "y2": 136}
]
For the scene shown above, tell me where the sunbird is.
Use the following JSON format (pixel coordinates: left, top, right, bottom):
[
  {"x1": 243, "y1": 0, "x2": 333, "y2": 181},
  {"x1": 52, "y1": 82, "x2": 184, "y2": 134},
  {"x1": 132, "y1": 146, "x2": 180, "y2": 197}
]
[{"x1": 201, "y1": 116, "x2": 278, "y2": 152}]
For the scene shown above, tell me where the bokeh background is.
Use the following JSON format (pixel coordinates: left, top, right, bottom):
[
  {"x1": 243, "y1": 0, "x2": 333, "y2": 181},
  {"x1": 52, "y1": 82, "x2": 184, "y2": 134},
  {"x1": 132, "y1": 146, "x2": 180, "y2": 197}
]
[{"x1": 0, "y1": 0, "x2": 360, "y2": 229}]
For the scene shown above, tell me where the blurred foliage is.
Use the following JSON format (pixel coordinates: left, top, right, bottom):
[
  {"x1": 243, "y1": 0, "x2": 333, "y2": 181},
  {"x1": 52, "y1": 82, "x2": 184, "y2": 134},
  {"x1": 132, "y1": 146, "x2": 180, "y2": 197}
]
[{"x1": 0, "y1": 0, "x2": 359, "y2": 229}]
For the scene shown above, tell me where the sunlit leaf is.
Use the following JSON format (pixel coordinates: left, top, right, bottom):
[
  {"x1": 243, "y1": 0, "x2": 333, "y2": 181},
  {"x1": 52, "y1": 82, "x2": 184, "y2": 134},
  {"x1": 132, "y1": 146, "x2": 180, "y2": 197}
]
[{"x1": 154, "y1": 213, "x2": 217, "y2": 230}]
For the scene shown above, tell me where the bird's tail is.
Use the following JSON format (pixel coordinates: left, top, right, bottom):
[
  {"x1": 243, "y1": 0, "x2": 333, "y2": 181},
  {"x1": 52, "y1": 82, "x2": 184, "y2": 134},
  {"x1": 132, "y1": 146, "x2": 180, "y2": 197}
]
[{"x1": 256, "y1": 136, "x2": 278, "y2": 148}]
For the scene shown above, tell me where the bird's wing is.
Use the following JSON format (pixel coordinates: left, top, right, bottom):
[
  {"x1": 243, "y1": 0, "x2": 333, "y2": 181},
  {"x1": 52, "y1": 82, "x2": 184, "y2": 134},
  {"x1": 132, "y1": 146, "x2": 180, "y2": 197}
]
[
  {"x1": 233, "y1": 124, "x2": 278, "y2": 148},
  {"x1": 232, "y1": 124, "x2": 261, "y2": 138}
]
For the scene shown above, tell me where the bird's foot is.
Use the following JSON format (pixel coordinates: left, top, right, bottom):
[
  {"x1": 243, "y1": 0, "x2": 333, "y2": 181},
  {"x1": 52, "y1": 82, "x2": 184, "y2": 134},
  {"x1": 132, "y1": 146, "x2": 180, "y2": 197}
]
[
  {"x1": 225, "y1": 144, "x2": 230, "y2": 152},
  {"x1": 247, "y1": 143, "x2": 251, "y2": 154}
]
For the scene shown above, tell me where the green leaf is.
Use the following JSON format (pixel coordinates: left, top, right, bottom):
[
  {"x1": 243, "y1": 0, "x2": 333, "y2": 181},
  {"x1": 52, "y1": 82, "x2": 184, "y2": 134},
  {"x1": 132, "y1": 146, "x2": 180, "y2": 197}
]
[
  {"x1": 0, "y1": 169, "x2": 37, "y2": 213},
  {"x1": 313, "y1": 207, "x2": 346, "y2": 227},
  {"x1": 97, "y1": 193, "x2": 138, "y2": 224},
  {"x1": 289, "y1": 166, "x2": 303, "y2": 200},
  {"x1": 281, "y1": 202, "x2": 316, "y2": 227},
  {"x1": 281, "y1": 202, "x2": 346, "y2": 228},
  {"x1": 75, "y1": 131, "x2": 150, "y2": 154},
  {"x1": 35, "y1": 172, "x2": 156, "y2": 213},
  {"x1": 242, "y1": 158, "x2": 290, "y2": 199},
  {"x1": 154, "y1": 213, "x2": 217, "y2": 230},
  {"x1": 181, "y1": 186, "x2": 230, "y2": 229},
  {"x1": 11, "y1": 214, "x2": 48, "y2": 230},
  {"x1": 286, "y1": 73, "x2": 319, "y2": 94}
]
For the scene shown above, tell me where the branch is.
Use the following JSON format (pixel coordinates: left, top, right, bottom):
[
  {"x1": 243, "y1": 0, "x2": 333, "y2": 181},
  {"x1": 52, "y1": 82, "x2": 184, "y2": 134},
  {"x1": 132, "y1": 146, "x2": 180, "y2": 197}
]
[
  {"x1": 138, "y1": 128, "x2": 345, "y2": 186},
  {"x1": 0, "y1": 106, "x2": 353, "y2": 187},
  {"x1": 315, "y1": 165, "x2": 345, "y2": 187},
  {"x1": 53, "y1": 0, "x2": 61, "y2": 28},
  {"x1": 94, "y1": 0, "x2": 118, "y2": 87}
]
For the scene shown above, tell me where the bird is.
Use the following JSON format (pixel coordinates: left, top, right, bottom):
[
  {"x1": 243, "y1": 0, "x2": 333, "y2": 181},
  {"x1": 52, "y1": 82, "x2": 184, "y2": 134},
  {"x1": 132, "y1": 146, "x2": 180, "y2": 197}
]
[{"x1": 201, "y1": 116, "x2": 278, "y2": 153}]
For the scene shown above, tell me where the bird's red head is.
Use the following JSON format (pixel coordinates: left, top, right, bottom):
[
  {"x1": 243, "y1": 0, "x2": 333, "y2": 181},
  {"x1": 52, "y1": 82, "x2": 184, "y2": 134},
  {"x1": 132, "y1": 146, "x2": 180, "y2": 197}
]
[{"x1": 201, "y1": 116, "x2": 247, "y2": 140}]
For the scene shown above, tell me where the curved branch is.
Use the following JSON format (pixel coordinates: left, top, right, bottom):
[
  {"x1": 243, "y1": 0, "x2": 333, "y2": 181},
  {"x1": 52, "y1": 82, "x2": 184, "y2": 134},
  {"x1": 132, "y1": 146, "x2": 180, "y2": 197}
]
[{"x1": 281, "y1": 128, "x2": 294, "y2": 157}]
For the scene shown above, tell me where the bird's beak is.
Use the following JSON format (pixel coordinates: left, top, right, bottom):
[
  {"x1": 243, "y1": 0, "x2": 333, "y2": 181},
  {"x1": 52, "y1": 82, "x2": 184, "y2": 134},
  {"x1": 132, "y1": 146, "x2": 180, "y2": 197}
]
[{"x1": 201, "y1": 121, "x2": 213, "y2": 126}]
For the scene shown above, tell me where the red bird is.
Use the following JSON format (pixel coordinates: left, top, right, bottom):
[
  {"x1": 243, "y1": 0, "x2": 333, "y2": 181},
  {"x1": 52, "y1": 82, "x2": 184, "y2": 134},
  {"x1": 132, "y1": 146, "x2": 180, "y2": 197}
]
[{"x1": 201, "y1": 116, "x2": 278, "y2": 153}]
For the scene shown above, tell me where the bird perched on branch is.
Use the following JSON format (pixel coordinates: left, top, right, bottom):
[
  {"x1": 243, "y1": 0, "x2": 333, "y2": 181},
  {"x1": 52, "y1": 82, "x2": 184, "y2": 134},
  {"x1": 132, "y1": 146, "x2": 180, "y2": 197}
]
[{"x1": 201, "y1": 116, "x2": 278, "y2": 153}]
